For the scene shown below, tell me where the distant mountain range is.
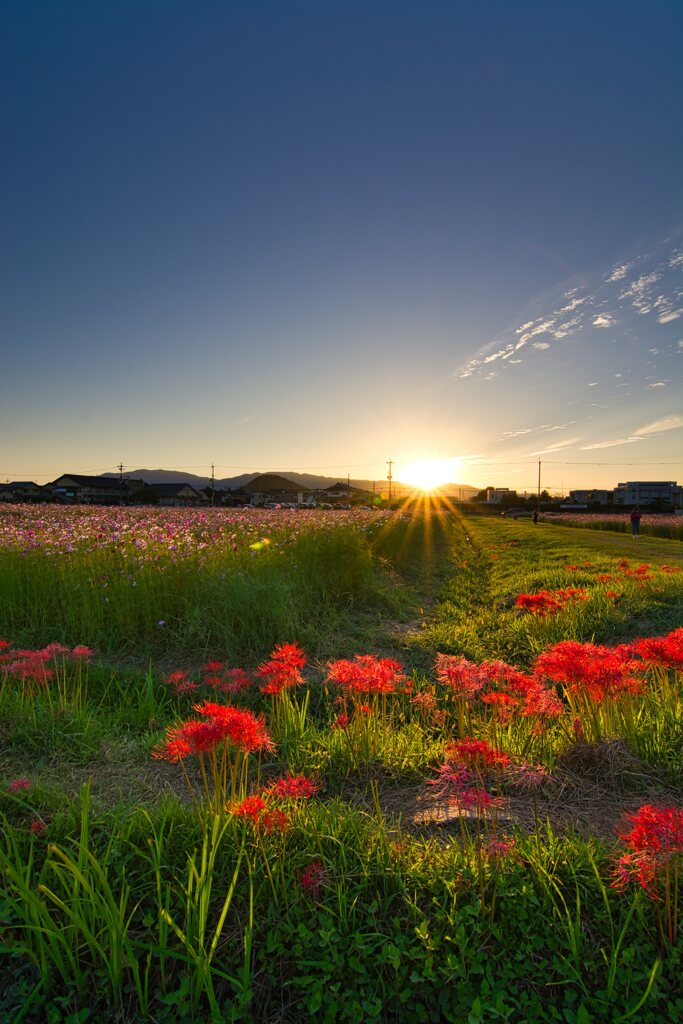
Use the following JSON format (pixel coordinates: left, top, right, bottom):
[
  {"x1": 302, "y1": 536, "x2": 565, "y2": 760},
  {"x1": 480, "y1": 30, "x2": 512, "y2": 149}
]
[{"x1": 102, "y1": 469, "x2": 479, "y2": 496}]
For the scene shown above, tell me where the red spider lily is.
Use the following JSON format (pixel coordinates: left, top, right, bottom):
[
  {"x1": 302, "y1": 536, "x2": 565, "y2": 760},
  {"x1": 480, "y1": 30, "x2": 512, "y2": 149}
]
[
  {"x1": 193, "y1": 702, "x2": 275, "y2": 753},
  {"x1": 7, "y1": 778, "x2": 32, "y2": 793},
  {"x1": 299, "y1": 859, "x2": 326, "y2": 896},
  {"x1": 611, "y1": 850, "x2": 658, "y2": 895},
  {"x1": 258, "y1": 642, "x2": 306, "y2": 695},
  {"x1": 521, "y1": 684, "x2": 564, "y2": 721},
  {"x1": 260, "y1": 808, "x2": 291, "y2": 834},
  {"x1": 477, "y1": 660, "x2": 520, "y2": 687},
  {"x1": 203, "y1": 660, "x2": 225, "y2": 673},
  {"x1": 163, "y1": 669, "x2": 198, "y2": 695},
  {"x1": 331, "y1": 712, "x2": 350, "y2": 730},
  {"x1": 30, "y1": 818, "x2": 46, "y2": 835},
  {"x1": 230, "y1": 794, "x2": 268, "y2": 822},
  {"x1": 153, "y1": 704, "x2": 273, "y2": 761},
  {"x1": 266, "y1": 773, "x2": 320, "y2": 800},
  {"x1": 516, "y1": 591, "x2": 563, "y2": 616},
  {"x1": 481, "y1": 691, "x2": 518, "y2": 724},
  {"x1": 434, "y1": 654, "x2": 483, "y2": 699},
  {"x1": 220, "y1": 668, "x2": 253, "y2": 692},
  {"x1": 446, "y1": 737, "x2": 511, "y2": 769},
  {"x1": 42, "y1": 642, "x2": 70, "y2": 657},
  {"x1": 428, "y1": 760, "x2": 471, "y2": 797},
  {"x1": 71, "y1": 645, "x2": 94, "y2": 659},
  {"x1": 621, "y1": 804, "x2": 683, "y2": 856},
  {"x1": 516, "y1": 588, "x2": 588, "y2": 616},
  {"x1": 634, "y1": 628, "x2": 683, "y2": 670},
  {"x1": 660, "y1": 564, "x2": 681, "y2": 575},
  {"x1": 411, "y1": 691, "x2": 439, "y2": 712},
  {"x1": 327, "y1": 654, "x2": 405, "y2": 694},
  {"x1": 459, "y1": 787, "x2": 505, "y2": 811},
  {"x1": 6, "y1": 653, "x2": 54, "y2": 684},
  {"x1": 0, "y1": 640, "x2": 10, "y2": 649},
  {"x1": 611, "y1": 804, "x2": 683, "y2": 940},
  {"x1": 485, "y1": 837, "x2": 516, "y2": 860},
  {"x1": 534, "y1": 640, "x2": 642, "y2": 702}
]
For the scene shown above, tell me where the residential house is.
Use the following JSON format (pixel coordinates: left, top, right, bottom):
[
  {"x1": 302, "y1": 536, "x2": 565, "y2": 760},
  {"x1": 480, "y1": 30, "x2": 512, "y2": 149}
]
[
  {"x1": 137, "y1": 483, "x2": 202, "y2": 507},
  {"x1": 0, "y1": 481, "x2": 45, "y2": 502},
  {"x1": 323, "y1": 482, "x2": 373, "y2": 506},
  {"x1": 50, "y1": 474, "x2": 141, "y2": 504}
]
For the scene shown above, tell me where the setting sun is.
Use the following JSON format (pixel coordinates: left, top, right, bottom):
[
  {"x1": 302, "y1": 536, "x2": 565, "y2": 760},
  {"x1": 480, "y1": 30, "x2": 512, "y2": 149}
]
[{"x1": 396, "y1": 458, "x2": 460, "y2": 491}]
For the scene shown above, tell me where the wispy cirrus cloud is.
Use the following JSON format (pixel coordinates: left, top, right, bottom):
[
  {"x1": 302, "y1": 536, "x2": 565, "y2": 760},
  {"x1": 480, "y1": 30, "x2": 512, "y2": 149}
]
[
  {"x1": 580, "y1": 413, "x2": 683, "y2": 450},
  {"x1": 636, "y1": 414, "x2": 683, "y2": 434},
  {"x1": 581, "y1": 436, "x2": 642, "y2": 450},
  {"x1": 454, "y1": 233, "x2": 683, "y2": 389},
  {"x1": 498, "y1": 421, "x2": 576, "y2": 441},
  {"x1": 606, "y1": 262, "x2": 632, "y2": 282},
  {"x1": 529, "y1": 436, "x2": 583, "y2": 456}
]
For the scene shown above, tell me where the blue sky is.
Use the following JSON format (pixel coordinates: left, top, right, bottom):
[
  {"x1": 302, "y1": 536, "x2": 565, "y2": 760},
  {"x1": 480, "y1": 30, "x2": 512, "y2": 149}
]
[{"x1": 2, "y1": 0, "x2": 682, "y2": 491}]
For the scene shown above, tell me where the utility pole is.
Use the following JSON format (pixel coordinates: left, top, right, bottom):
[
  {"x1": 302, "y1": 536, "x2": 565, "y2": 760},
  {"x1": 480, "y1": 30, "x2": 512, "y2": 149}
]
[
  {"x1": 537, "y1": 460, "x2": 541, "y2": 512},
  {"x1": 386, "y1": 460, "x2": 393, "y2": 502},
  {"x1": 118, "y1": 462, "x2": 124, "y2": 485},
  {"x1": 210, "y1": 463, "x2": 215, "y2": 506}
]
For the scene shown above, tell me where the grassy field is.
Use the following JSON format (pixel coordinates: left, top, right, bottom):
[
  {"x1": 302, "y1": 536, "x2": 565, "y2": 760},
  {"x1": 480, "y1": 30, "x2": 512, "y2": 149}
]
[{"x1": 0, "y1": 504, "x2": 681, "y2": 1023}]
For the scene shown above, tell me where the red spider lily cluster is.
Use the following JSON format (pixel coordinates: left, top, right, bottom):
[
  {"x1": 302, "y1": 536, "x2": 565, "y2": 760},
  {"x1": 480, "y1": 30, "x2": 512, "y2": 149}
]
[
  {"x1": 229, "y1": 795, "x2": 290, "y2": 834},
  {"x1": 434, "y1": 654, "x2": 564, "y2": 734},
  {"x1": 6, "y1": 778, "x2": 32, "y2": 793},
  {"x1": 258, "y1": 642, "x2": 306, "y2": 695},
  {"x1": 163, "y1": 664, "x2": 254, "y2": 697},
  {"x1": 0, "y1": 641, "x2": 94, "y2": 686},
  {"x1": 435, "y1": 654, "x2": 484, "y2": 699},
  {"x1": 534, "y1": 640, "x2": 642, "y2": 703},
  {"x1": 633, "y1": 628, "x2": 683, "y2": 670},
  {"x1": 326, "y1": 655, "x2": 406, "y2": 695},
  {"x1": 153, "y1": 703, "x2": 273, "y2": 762},
  {"x1": 516, "y1": 588, "x2": 588, "y2": 616},
  {"x1": 428, "y1": 759, "x2": 505, "y2": 813},
  {"x1": 611, "y1": 803, "x2": 683, "y2": 942},
  {"x1": 264, "y1": 772, "x2": 321, "y2": 800},
  {"x1": 229, "y1": 772, "x2": 320, "y2": 834},
  {"x1": 298, "y1": 859, "x2": 326, "y2": 896},
  {"x1": 445, "y1": 737, "x2": 512, "y2": 769}
]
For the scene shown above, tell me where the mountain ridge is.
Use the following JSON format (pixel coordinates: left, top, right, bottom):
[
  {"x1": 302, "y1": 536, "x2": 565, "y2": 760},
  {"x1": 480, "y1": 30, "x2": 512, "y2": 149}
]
[{"x1": 102, "y1": 469, "x2": 480, "y2": 495}]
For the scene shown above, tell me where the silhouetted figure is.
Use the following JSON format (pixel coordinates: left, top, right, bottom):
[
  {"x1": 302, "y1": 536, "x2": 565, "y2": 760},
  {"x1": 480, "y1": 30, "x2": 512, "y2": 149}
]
[
  {"x1": 533, "y1": 509, "x2": 539, "y2": 524},
  {"x1": 630, "y1": 507, "x2": 641, "y2": 538}
]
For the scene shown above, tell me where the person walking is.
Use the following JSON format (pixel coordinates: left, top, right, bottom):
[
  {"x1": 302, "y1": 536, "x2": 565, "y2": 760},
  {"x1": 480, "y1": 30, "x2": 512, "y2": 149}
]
[{"x1": 630, "y1": 507, "x2": 641, "y2": 538}]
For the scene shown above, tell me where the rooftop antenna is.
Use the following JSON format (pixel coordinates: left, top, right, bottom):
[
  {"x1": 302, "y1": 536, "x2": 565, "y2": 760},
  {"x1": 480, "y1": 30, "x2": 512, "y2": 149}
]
[
  {"x1": 210, "y1": 463, "x2": 215, "y2": 506},
  {"x1": 387, "y1": 459, "x2": 393, "y2": 501}
]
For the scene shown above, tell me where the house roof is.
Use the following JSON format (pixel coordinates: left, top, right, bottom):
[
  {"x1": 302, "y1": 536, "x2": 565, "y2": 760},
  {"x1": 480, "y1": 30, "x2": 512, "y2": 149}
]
[
  {"x1": 7, "y1": 481, "x2": 41, "y2": 489},
  {"x1": 51, "y1": 474, "x2": 128, "y2": 490},
  {"x1": 143, "y1": 482, "x2": 200, "y2": 497},
  {"x1": 324, "y1": 482, "x2": 370, "y2": 494},
  {"x1": 243, "y1": 474, "x2": 300, "y2": 493}
]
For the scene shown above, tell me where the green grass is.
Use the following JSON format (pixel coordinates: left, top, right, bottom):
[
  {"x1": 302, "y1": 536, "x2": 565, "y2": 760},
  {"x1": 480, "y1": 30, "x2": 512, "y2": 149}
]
[{"x1": 0, "y1": 507, "x2": 681, "y2": 1022}]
